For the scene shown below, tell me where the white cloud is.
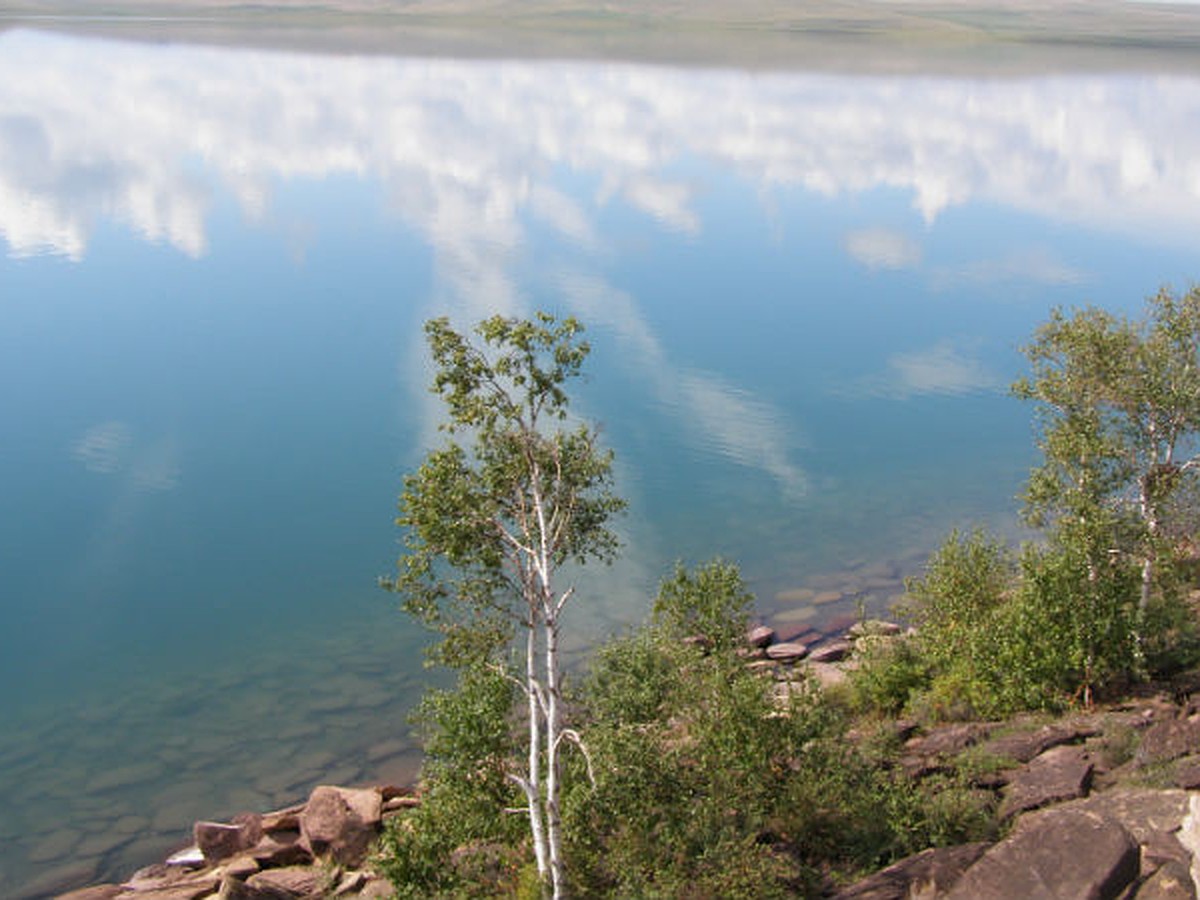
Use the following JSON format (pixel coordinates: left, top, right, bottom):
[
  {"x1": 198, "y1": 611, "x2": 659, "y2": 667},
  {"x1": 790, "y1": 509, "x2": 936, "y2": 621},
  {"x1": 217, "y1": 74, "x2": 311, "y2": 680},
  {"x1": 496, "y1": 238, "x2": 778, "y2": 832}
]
[
  {"x1": 4, "y1": 29, "x2": 1200, "y2": 266},
  {"x1": 849, "y1": 341, "x2": 1001, "y2": 400},
  {"x1": 931, "y1": 247, "x2": 1089, "y2": 290},
  {"x1": 73, "y1": 421, "x2": 132, "y2": 474},
  {"x1": 844, "y1": 228, "x2": 922, "y2": 270}
]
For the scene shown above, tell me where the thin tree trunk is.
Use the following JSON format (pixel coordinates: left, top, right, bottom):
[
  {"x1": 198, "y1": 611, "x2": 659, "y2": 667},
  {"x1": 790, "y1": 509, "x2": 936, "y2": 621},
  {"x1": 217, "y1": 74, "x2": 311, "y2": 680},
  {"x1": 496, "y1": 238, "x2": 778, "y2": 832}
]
[
  {"x1": 544, "y1": 608, "x2": 565, "y2": 899},
  {"x1": 525, "y1": 623, "x2": 548, "y2": 880}
]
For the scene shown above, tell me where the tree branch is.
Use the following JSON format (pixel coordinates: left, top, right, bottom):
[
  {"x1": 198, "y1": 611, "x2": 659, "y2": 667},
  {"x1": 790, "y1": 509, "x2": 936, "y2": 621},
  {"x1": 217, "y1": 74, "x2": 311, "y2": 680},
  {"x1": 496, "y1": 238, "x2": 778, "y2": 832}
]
[{"x1": 555, "y1": 728, "x2": 597, "y2": 788}]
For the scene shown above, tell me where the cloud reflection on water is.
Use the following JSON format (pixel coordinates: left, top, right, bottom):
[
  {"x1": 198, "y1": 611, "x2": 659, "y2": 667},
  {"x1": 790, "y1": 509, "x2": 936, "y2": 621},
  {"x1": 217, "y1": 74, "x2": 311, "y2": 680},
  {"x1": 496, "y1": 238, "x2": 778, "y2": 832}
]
[{"x1": 4, "y1": 28, "x2": 1199, "y2": 493}]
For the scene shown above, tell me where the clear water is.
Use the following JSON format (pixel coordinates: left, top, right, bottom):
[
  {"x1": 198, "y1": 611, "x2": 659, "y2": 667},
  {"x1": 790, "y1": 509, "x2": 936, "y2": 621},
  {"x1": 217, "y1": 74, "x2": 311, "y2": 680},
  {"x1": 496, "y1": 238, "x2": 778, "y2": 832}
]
[{"x1": 3, "y1": 26, "x2": 1200, "y2": 896}]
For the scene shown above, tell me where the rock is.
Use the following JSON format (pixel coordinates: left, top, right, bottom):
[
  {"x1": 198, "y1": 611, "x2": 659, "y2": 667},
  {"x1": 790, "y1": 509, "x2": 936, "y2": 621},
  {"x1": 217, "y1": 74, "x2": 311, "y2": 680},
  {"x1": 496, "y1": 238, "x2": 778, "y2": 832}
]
[
  {"x1": 746, "y1": 625, "x2": 775, "y2": 648},
  {"x1": 165, "y1": 845, "x2": 207, "y2": 868},
  {"x1": 55, "y1": 887, "x2": 124, "y2": 900},
  {"x1": 1058, "y1": 788, "x2": 1193, "y2": 844},
  {"x1": 904, "y1": 723, "x2": 992, "y2": 758},
  {"x1": 848, "y1": 619, "x2": 902, "y2": 639},
  {"x1": 355, "y1": 878, "x2": 396, "y2": 899},
  {"x1": 812, "y1": 590, "x2": 843, "y2": 605},
  {"x1": 221, "y1": 855, "x2": 262, "y2": 879},
  {"x1": 1134, "y1": 859, "x2": 1196, "y2": 900},
  {"x1": 1138, "y1": 718, "x2": 1200, "y2": 766},
  {"x1": 983, "y1": 721, "x2": 1100, "y2": 764},
  {"x1": 945, "y1": 807, "x2": 1140, "y2": 900},
  {"x1": 246, "y1": 865, "x2": 326, "y2": 897},
  {"x1": 765, "y1": 641, "x2": 808, "y2": 662},
  {"x1": 123, "y1": 873, "x2": 223, "y2": 900},
  {"x1": 382, "y1": 795, "x2": 421, "y2": 813},
  {"x1": 1174, "y1": 758, "x2": 1200, "y2": 789},
  {"x1": 298, "y1": 785, "x2": 382, "y2": 866},
  {"x1": 248, "y1": 829, "x2": 311, "y2": 867},
  {"x1": 803, "y1": 661, "x2": 849, "y2": 690},
  {"x1": 195, "y1": 820, "x2": 256, "y2": 865},
  {"x1": 999, "y1": 744, "x2": 1094, "y2": 820},
  {"x1": 260, "y1": 804, "x2": 304, "y2": 833},
  {"x1": 807, "y1": 639, "x2": 853, "y2": 663},
  {"x1": 832, "y1": 842, "x2": 990, "y2": 899}
]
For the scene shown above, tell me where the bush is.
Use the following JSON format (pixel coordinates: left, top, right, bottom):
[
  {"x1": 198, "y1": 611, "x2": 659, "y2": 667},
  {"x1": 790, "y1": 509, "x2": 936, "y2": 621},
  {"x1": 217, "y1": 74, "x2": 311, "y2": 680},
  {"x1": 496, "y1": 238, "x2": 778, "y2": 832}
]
[{"x1": 375, "y1": 666, "x2": 526, "y2": 898}]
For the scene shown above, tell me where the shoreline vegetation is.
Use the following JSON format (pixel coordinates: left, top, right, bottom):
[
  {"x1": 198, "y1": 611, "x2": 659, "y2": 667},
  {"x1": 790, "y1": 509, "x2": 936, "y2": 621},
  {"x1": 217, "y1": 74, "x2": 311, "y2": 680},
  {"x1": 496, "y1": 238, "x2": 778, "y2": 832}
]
[{"x1": 6, "y1": 0, "x2": 1200, "y2": 72}]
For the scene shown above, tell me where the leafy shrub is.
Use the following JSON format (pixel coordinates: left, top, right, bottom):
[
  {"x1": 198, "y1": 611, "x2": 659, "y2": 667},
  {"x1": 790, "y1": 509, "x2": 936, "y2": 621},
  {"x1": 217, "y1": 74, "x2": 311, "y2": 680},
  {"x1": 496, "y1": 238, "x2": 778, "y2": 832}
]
[
  {"x1": 652, "y1": 558, "x2": 753, "y2": 651},
  {"x1": 375, "y1": 666, "x2": 526, "y2": 898},
  {"x1": 848, "y1": 636, "x2": 931, "y2": 716}
]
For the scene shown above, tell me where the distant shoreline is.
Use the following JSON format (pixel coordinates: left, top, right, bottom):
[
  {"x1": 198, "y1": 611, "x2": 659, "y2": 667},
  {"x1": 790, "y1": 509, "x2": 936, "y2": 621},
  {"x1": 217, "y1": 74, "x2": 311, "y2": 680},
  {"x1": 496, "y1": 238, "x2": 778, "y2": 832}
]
[{"x1": 5, "y1": 0, "x2": 1200, "y2": 73}]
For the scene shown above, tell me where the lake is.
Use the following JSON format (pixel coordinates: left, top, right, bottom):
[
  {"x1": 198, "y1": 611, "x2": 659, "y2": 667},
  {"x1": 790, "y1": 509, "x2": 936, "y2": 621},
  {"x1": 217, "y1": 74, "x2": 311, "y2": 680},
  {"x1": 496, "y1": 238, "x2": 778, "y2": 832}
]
[{"x1": 2, "y1": 20, "x2": 1200, "y2": 896}]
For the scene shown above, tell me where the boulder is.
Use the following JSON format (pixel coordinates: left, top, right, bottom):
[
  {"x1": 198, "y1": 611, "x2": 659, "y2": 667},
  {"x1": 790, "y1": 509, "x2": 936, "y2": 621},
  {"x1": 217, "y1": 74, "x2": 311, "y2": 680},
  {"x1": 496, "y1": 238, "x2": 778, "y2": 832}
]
[
  {"x1": 298, "y1": 785, "x2": 382, "y2": 866},
  {"x1": 999, "y1": 744, "x2": 1094, "y2": 820},
  {"x1": 55, "y1": 888, "x2": 124, "y2": 900},
  {"x1": 832, "y1": 842, "x2": 990, "y2": 899},
  {"x1": 983, "y1": 721, "x2": 1100, "y2": 764},
  {"x1": 746, "y1": 625, "x2": 775, "y2": 648},
  {"x1": 246, "y1": 865, "x2": 326, "y2": 897},
  {"x1": 248, "y1": 829, "x2": 311, "y2": 867},
  {"x1": 1138, "y1": 719, "x2": 1200, "y2": 766},
  {"x1": 1058, "y1": 788, "x2": 1192, "y2": 844},
  {"x1": 808, "y1": 639, "x2": 853, "y2": 663},
  {"x1": 945, "y1": 807, "x2": 1140, "y2": 900},
  {"x1": 765, "y1": 641, "x2": 808, "y2": 662},
  {"x1": 1134, "y1": 859, "x2": 1196, "y2": 900},
  {"x1": 195, "y1": 819, "x2": 259, "y2": 864}
]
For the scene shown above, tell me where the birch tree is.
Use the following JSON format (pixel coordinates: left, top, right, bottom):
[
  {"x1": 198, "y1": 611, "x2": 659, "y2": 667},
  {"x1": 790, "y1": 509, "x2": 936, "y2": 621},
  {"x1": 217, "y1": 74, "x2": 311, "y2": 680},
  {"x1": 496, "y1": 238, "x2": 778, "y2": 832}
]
[
  {"x1": 385, "y1": 312, "x2": 624, "y2": 898},
  {"x1": 1014, "y1": 286, "x2": 1200, "y2": 611}
]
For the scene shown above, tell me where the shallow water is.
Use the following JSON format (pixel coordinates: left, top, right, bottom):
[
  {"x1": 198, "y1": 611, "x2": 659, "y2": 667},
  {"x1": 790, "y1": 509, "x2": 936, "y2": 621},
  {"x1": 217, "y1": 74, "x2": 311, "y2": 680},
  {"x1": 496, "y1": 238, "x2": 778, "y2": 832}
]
[{"x1": 3, "y1": 25, "x2": 1200, "y2": 895}]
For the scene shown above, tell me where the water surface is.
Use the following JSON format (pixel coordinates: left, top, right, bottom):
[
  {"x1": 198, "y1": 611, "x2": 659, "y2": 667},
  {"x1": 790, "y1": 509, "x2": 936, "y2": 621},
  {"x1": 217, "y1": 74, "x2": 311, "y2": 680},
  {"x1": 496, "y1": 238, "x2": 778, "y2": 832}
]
[{"x1": 3, "y1": 26, "x2": 1200, "y2": 895}]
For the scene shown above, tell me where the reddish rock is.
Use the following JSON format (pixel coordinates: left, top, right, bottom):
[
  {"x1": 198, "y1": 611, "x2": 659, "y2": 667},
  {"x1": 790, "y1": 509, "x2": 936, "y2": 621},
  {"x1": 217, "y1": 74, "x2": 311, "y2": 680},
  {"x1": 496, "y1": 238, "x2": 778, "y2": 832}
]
[
  {"x1": 248, "y1": 829, "x2": 311, "y2": 867},
  {"x1": 1134, "y1": 859, "x2": 1196, "y2": 900},
  {"x1": 833, "y1": 842, "x2": 991, "y2": 899},
  {"x1": 298, "y1": 785, "x2": 382, "y2": 866},
  {"x1": 945, "y1": 807, "x2": 1139, "y2": 900},
  {"x1": 808, "y1": 639, "x2": 853, "y2": 663},
  {"x1": 983, "y1": 721, "x2": 1100, "y2": 764},
  {"x1": 1000, "y1": 744, "x2": 1094, "y2": 820},
  {"x1": 195, "y1": 821, "x2": 249, "y2": 864},
  {"x1": 765, "y1": 641, "x2": 808, "y2": 662},
  {"x1": 746, "y1": 625, "x2": 775, "y2": 648},
  {"x1": 55, "y1": 887, "x2": 124, "y2": 900},
  {"x1": 246, "y1": 865, "x2": 326, "y2": 896},
  {"x1": 123, "y1": 873, "x2": 223, "y2": 900},
  {"x1": 1137, "y1": 718, "x2": 1200, "y2": 766},
  {"x1": 260, "y1": 804, "x2": 304, "y2": 833}
]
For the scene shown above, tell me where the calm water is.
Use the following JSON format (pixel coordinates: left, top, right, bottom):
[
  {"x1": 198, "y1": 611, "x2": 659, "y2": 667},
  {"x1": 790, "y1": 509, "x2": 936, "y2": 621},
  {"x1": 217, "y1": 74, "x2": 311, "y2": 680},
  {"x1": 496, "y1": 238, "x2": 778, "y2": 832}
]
[{"x1": 3, "y1": 25, "x2": 1200, "y2": 895}]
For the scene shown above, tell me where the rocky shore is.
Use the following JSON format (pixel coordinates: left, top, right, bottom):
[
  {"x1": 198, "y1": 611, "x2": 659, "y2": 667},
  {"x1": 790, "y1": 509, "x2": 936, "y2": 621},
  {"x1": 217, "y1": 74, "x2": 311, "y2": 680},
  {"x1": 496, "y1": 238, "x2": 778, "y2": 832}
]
[{"x1": 61, "y1": 614, "x2": 1200, "y2": 899}]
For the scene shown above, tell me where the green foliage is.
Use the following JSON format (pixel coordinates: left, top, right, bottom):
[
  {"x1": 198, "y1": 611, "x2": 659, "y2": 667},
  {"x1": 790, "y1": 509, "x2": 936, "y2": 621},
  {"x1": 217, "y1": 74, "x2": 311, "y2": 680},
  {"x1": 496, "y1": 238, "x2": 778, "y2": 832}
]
[
  {"x1": 848, "y1": 636, "x2": 931, "y2": 717},
  {"x1": 559, "y1": 560, "x2": 974, "y2": 897},
  {"x1": 375, "y1": 667, "x2": 526, "y2": 898},
  {"x1": 1014, "y1": 287, "x2": 1200, "y2": 614},
  {"x1": 652, "y1": 558, "x2": 754, "y2": 651},
  {"x1": 383, "y1": 312, "x2": 625, "y2": 670}
]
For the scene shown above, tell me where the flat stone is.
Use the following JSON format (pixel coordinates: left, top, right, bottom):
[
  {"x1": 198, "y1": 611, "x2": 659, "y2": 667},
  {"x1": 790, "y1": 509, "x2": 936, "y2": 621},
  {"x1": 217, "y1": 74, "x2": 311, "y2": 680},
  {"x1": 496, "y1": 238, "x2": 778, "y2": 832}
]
[
  {"x1": 945, "y1": 807, "x2": 1139, "y2": 900},
  {"x1": 123, "y1": 873, "x2": 222, "y2": 900},
  {"x1": 772, "y1": 606, "x2": 817, "y2": 624},
  {"x1": 805, "y1": 660, "x2": 850, "y2": 690},
  {"x1": 1133, "y1": 859, "x2": 1196, "y2": 900},
  {"x1": 246, "y1": 865, "x2": 325, "y2": 896},
  {"x1": 54, "y1": 886, "x2": 124, "y2": 900},
  {"x1": 833, "y1": 842, "x2": 990, "y2": 899},
  {"x1": 807, "y1": 639, "x2": 852, "y2": 663},
  {"x1": 983, "y1": 721, "x2": 1100, "y2": 764},
  {"x1": 1139, "y1": 718, "x2": 1200, "y2": 766},
  {"x1": 1058, "y1": 788, "x2": 1192, "y2": 844},
  {"x1": 765, "y1": 641, "x2": 809, "y2": 662},
  {"x1": 812, "y1": 590, "x2": 843, "y2": 605},
  {"x1": 774, "y1": 587, "x2": 815, "y2": 604},
  {"x1": 248, "y1": 829, "x2": 311, "y2": 867},
  {"x1": 746, "y1": 625, "x2": 775, "y2": 648},
  {"x1": 1000, "y1": 744, "x2": 1094, "y2": 820}
]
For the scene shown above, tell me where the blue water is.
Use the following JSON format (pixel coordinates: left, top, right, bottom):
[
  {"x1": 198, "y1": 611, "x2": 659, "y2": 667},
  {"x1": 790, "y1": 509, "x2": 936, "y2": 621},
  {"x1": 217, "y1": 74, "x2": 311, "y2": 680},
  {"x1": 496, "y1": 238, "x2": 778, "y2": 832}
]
[{"x1": 3, "y1": 26, "x2": 1200, "y2": 895}]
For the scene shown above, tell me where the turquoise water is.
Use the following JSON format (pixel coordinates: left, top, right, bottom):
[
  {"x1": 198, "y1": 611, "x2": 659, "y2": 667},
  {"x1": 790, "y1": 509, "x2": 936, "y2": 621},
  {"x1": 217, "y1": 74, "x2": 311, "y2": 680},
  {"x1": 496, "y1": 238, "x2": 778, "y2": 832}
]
[{"x1": 3, "y1": 27, "x2": 1200, "y2": 895}]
